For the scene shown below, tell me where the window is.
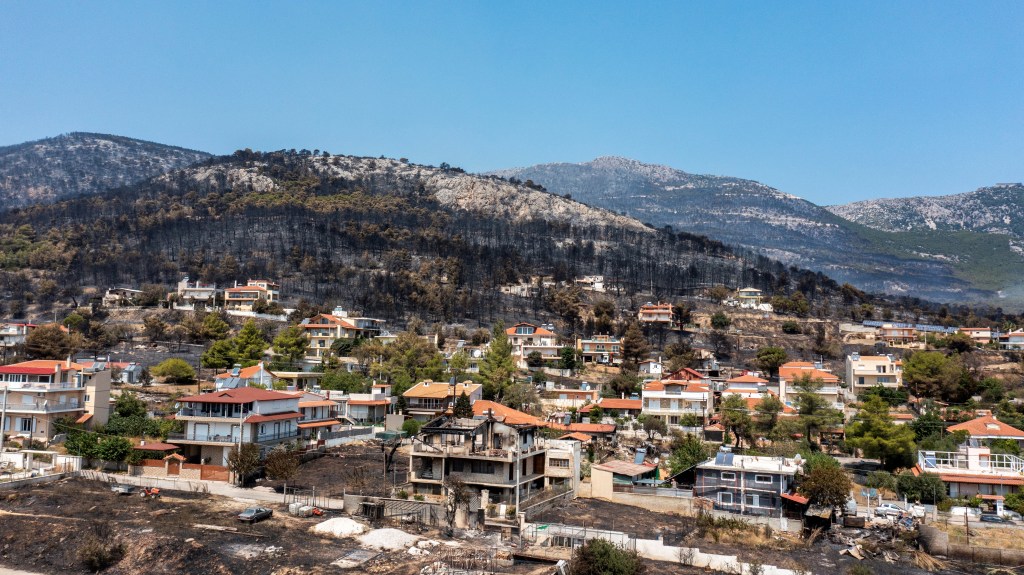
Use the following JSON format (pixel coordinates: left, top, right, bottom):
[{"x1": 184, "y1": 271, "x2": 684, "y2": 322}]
[
  {"x1": 746, "y1": 494, "x2": 760, "y2": 507},
  {"x1": 718, "y1": 492, "x2": 733, "y2": 505},
  {"x1": 470, "y1": 461, "x2": 495, "y2": 474},
  {"x1": 549, "y1": 458, "x2": 570, "y2": 468},
  {"x1": 18, "y1": 418, "x2": 32, "y2": 432},
  {"x1": 720, "y1": 471, "x2": 736, "y2": 481},
  {"x1": 83, "y1": 395, "x2": 90, "y2": 402},
  {"x1": 451, "y1": 460, "x2": 464, "y2": 472},
  {"x1": 754, "y1": 474, "x2": 773, "y2": 484},
  {"x1": 858, "y1": 377, "x2": 865, "y2": 386}
]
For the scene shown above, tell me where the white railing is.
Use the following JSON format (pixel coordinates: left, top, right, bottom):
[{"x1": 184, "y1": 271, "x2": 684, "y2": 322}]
[{"x1": 918, "y1": 451, "x2": 1024, "y2": 474}]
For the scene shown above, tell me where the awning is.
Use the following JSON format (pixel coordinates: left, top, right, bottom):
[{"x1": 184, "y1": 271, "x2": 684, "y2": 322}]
[
  {"x1": 979, "y1": 494, "x2": 1005, "y2": 501},
  {"x1": 782, "y1": 492, "x2": 810, "y2": 505},
  {"x1": 298, "y1": 420, "x2": 340, "y2": 429},
  {"x1": 75, "y1": 413, "x2": 93, "y2": 424}
]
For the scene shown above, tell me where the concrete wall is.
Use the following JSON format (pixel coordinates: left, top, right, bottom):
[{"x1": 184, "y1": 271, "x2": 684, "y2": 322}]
[
  {"x1": 919, "y1": 524, "x2": 1024, "y2": 566},
  {"x1": 0, "y1": 472, "x2": 71, "y2": 490},
  {"x1": 590, "y1": 467, "x2": 613, "y2": 500}
]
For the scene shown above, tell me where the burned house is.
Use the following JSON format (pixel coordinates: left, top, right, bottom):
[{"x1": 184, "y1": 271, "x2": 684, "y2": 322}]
[{"x1": 409, "y1": 412, "x2": 579, "y2": 507}]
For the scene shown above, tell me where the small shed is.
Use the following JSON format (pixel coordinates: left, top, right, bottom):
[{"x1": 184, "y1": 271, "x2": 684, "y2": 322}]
[{"x1": 590, "y1": 460, "x2": 658, "y2": 499}]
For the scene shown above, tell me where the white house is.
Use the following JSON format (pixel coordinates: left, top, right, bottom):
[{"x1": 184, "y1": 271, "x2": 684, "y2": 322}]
[{"x1": 170, "y1": 387, "x2": 301, "y2": 466}]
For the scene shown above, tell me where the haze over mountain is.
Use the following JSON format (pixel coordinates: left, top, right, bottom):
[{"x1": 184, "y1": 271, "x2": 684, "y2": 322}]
[
  {"x1": 491, "y1": 157, "x2": 1024, "y2": 307},
  {"x1": 0, "y1": 132, "x2": 211, "y2": 209},
  {"x1": 828, "y1": 183, "x2": 1024, "y2": 237}
]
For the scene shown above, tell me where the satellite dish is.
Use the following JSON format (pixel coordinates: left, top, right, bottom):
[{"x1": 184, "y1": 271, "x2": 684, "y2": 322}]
[
  {"x1": 653, "y1": 457, "x2": 660, "y2": 465},
  {"x1": 793, "y1": 454, "x2": 803, "y2": 464}
]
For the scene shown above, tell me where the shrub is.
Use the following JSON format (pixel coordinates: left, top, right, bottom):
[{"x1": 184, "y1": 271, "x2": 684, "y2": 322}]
[
  {"x1": 402, "y1": 418, "x2": 422, "y2": 436},
  {"x1": 781, "y1": 321, "x2": 801, "y2": 334},
  {"x1": 413, "y1": 494, "x2": 425, "y2": 501},
  {"x1": 397, "y1": 490, "x2": 409, "y2": 499},
  {"x1": 78, "y1": 522, "x2": 124, "y2": 571}
]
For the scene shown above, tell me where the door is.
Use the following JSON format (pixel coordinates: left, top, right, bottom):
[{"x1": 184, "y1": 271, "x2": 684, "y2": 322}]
[
  {"x1": 167, "y1": 458, "x2": 181, "y2": 476},
  {"x1": 194, "y1": 423, "x2": 209, "y2": 441}
]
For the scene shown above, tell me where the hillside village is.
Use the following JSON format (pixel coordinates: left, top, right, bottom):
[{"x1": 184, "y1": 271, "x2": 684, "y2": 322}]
[{"x1": 2, "y1": 277, "x2": 1024, "y2": 574}]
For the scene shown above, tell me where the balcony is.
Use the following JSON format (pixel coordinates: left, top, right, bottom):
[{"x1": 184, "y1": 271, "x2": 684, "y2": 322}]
[
  {"x1": 412, "y1": 441, "x2": 546, "y2": 460},
  {"x1": 167, "y1": 430, "x2": 300, "y2": 445},
  {"x1": 3, "y1": 400, "x2": 82, "y2": 413},
  {"x1": 2, "y1": 381, "x2": 84, "y2": 392},
  {"x1": 176, "y1": 408, "x2": 250, "y2": 419},
  {"x1": 919, "y1": 450, "x2": 1024, "y2": 476}
]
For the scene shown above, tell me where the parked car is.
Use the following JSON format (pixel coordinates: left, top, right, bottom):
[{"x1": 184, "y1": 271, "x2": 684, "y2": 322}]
[
  {"x1": 238, "y1": 507, "x2": 273, "y2": 523},
  {"x1": 110, "y1": 484, "x2": 135, "y2": 495},
  {"x1": 874, "y1": 503, "x2": 905, "y2": 517},
  {"x1": 981, "y1": 514, "x2": 1011, "y2": 524},
  {"x1": 950, "y1": 506, "x2": 983, "y2": 518},
  {"x1": 1003, "y1": 510, "x2": 1023, "y2": 521}
]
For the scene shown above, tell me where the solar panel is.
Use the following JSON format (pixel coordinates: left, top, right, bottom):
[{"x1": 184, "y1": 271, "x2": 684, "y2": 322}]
[
  {"x1": 634, "y1": 448, "x2": 646, "y2": 465},
  {"x1": 715, "y1": 451, "x2": 734, "y2": 466}
]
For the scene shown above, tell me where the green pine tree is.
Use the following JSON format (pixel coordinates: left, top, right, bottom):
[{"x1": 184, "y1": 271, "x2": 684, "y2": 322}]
[
  {"x1": 480, "y1": 320, "x2": 515, "y2": 400},
  {"x1": 234, "y1": 319, "x2": 268, "y2": 366},
  {"x1": 453, "y1": 391, "x2": 473, "y2": 418}
]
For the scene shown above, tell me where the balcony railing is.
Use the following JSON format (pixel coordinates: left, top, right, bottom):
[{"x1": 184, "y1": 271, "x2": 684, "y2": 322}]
[
  {"x1": 918, "y1": 451, "x2": 1024, "y2": 475},
  {"x1": 412, "y1": 441, "x2": 545, "y2": 460},
  {"x1": 168, "y1": 430, "x2": 299, "y2": 444},
  {"x1": 1, "y1": 381, "x2": 84, "y2": 391},
  {"x1": 2, "y1": 400, "x2": 81, "y2": 413},
  {"x1": 176, "y1": 408, "x2": 250, "y2": 418}
]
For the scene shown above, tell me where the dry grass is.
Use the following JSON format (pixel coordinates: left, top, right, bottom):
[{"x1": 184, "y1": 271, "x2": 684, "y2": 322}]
[
  {"x1": 910, "y1": 550, "x2": 946, "y2": 572},
  {"x1": 940, "y1": 524, "x2": 1024, "y2": 551}
]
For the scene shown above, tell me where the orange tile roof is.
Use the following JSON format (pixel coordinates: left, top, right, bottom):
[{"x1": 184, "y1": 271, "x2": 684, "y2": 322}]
[
  {"x1": 215, "y1": 365, "x2": 266, "y2": 380},
  {"x1": 299, "y1": 400, "x2": 337, "y2": 408},
  {"x1": 596, "y1": 398, "x2": 642, "y2": 410},
  {"x1": 935, "y1": 473, "x2": 1024, "y2": 486},
  {"x1": 134, "y1": 441, "x2": 179, "y2": 451},
  {"x1": 10, "y1": 359, "x2": 86, "y2": 370},
  {"x1": 558, "y1": 432, "x2": 593, "y2": 442},
  {"x1": 644, "y1": 380, "x2": 709, "y2": 392},
  {"x1": 779, "y1": 366, "x2": 839, "y2": 383},
  {"x1": 347, "y1": 399, "x2": 391, "y2": 406},
  {"x1": 947, "y1": 415, "x2": 1024, "y2": 439},
  {"x1": 726, "y1": 374, "x2": 768, "y2": 384},
  {"x1": 297, "y1": 420, "x2": 341, "y2": 429},
  {"x1": 403, "y1": 381, "x2": 480, "y2": 399},
  {"x1": 473, "y1": 400, "x2": 542, "y2": 426},
  {"x1": 505, "y1": 322, "x2": 556, "y2": 337},
  {"x1": 245, "y1": 411, "x2": 302, "y2": 423}
]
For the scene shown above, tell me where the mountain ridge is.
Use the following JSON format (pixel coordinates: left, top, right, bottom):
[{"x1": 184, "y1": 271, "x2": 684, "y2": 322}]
[
  {"x1": 0, "y1": 132, "x2": 211, "y2": 209},
  {"x1": 489, "y1": 157, "x2": 1024, "y2": 307}
]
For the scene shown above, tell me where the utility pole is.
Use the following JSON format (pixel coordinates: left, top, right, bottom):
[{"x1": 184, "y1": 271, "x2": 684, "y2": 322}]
[{"x1": 0, "y1": 387, "x2": 8, "y2": 453}]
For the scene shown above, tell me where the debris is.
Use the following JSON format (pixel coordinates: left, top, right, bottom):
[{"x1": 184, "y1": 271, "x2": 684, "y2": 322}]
[
  {"x1": 882, "y1": 550, "x2": 899, "y2": 563},
  {"x1": 194, "y1": 523, "x2": 238, "y2": 533},
  {"x1": 311, "y1": 517, "x2": 368, "y2": 538},
  {"x1": 911, "y1": 550, "x2": 946, "y2": 572},
  {"x1": 358, "y1": 527, "x2": 421, "y2": 550},
  {"x1": 332, "y1": 548, "x2": 379, "y2": 569}
]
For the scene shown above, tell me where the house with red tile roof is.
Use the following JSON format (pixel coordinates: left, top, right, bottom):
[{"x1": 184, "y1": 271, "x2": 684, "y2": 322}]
[
  {"x1": 642, "y1": 377, "x2": 713, "y2": 429},
  {"x1": 579, "y1": 397, "x2": 642, "y2": 419},
  {"x1": 637, "y1": 302, "x2": 673, "y2": 326},
  {"x1": 948, "y1": 415, "x2": 1024, "y2": 447},
  {"x1": 917, "y1": 442, "x2": 1024, "y2": 498},
  {"x1": 778, "y1": 362, "x2": 843, "y2": 409},
  {"x1": 169, "y1": 387, "x2": 301, "y2": 466},
  {"x1": 0, "y1": 359, "x2": 111, "y2": 442},
  {"x1": 506, "y1": 322, "x2": 560, "y2": 368},
  {"x1": 845, "y1": 353, "x2": 902, "y2": 397},
  {"x1": 224, "y1": 279, "x2": 280, "y2": 312},
  {"x1": 576, "y1": 334, "x2": 622, "y2": 366},
  {"x1": 300, "y1": 306, "x2": 385, "y2": 364}
]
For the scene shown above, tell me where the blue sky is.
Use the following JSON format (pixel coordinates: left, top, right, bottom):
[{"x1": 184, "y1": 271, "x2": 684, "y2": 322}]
[{"x1": 1, "y1": 1, "x2": 1021, "y2": 204}]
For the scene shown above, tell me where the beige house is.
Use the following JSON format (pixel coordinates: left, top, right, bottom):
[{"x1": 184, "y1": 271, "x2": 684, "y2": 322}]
[
  {"x1": 224, "y1": 279, "x2": 280, "y2": 311},
  {"x1": 0, "y1": 359, "x2": 111, "y2": 442},
  {"x1": 403, "y1": 381, "x2": 482, "y2": 422},
  {"x1": 845, "y1": 353, "x2": 902, "y2": 396},
  {"x1": 637, "y1": 302, "x2": 673, "y2": 326},
  {"x1": 301, "y1": 306, "x2": 385, "y2": 364}
]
